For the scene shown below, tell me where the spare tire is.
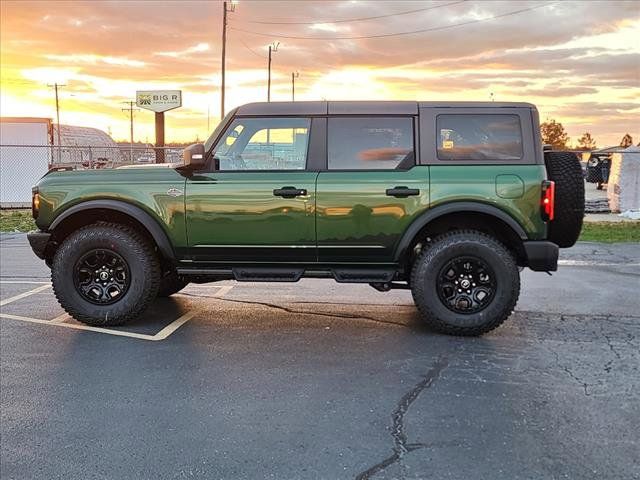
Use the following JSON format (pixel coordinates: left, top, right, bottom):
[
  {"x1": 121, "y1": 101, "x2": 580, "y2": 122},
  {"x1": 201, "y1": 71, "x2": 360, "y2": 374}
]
[{"x1": 544, "y1": 151, "x2": 585, "y2": 248}]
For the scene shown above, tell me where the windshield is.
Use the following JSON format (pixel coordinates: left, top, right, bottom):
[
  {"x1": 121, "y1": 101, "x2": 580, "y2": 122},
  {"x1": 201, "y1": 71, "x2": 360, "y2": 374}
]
[{"x1": 204, "y1": 108, "x2": 237, "y2": 152}]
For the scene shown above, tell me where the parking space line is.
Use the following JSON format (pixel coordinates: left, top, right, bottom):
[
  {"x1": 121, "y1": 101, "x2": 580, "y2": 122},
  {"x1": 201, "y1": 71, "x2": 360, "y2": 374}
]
[
  {"x1": 152, "y1": 311, "x2": 199, "y2": 340},
  {"x1": 0, "y1": 285, "x2": 234, "y2": 341},
  {"x1": 558, "y1": 260, "x2": 640, "y2": 266},
  {"x1": 0, "y1": 284, "x2": 51, "y2": 306},
  {"x1": 0, "y1": 312, "x2": 163, "y2": 340},
  {"x1": 0, "y1": 281, "x2": 50, "y2": 284},
  {"x1": 50, "y1": 313, "x2": 70, "y2": 324}
]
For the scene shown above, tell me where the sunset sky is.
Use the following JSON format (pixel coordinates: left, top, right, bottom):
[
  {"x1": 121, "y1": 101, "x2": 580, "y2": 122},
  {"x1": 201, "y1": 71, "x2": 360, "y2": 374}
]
[{"x1": 1, "y1": 0, "x2": 638, "y2": 146}]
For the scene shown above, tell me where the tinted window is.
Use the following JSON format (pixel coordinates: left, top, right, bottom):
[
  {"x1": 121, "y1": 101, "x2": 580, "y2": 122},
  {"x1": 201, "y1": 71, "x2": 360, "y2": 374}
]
[
  {"x1": 328, "y1": 117, "x2": 414, "y2": 170},
  {"x1": 213, "y1": 117, "x2": 310, "y2": 170},
  {"x1": 437, "y1": 114, "x2": 523, "y2": 161}
]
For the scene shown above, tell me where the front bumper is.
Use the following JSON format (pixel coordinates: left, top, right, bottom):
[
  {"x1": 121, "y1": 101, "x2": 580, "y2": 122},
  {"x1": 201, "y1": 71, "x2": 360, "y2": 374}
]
[
  {"x1": 27, "y1": 230, "x2": 51, "y2": 260},
  {"x1": 524, "y1": 241, "x2": 558, "y2": 272}
]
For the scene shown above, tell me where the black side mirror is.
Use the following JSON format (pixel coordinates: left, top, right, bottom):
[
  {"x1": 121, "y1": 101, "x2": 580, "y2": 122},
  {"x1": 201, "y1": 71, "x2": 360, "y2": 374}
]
[{"x1": 182, "y1": 143, "x2": 206, "y2": 170}]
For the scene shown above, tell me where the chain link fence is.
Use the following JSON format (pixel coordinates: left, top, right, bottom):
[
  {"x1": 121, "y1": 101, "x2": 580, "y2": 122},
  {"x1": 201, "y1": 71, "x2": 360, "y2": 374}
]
[{"x1": 0, "y1": 144, "x2": 184, "y2": 208}]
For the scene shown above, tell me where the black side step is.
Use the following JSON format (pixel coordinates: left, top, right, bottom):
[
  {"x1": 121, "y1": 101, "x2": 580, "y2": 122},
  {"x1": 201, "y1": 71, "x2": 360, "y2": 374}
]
[
  {"x1": 232, "y1": 267, "x2": 304, "y2": 282},
  {"x1": 332, "y1": 269, "x2": 395, "y2": 283}
]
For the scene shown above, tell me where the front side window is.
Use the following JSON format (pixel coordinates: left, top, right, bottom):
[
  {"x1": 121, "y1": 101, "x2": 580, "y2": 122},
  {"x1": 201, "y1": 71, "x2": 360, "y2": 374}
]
[
  {"x1": 213, "y1": 117, "x2": 310, "y2": 170},
  {"x1": 437, "y1": 114, "x2": 523, "y2": 161},
  {"x1": 328, "y1": 117, "x2": 414, "y2": 170}
]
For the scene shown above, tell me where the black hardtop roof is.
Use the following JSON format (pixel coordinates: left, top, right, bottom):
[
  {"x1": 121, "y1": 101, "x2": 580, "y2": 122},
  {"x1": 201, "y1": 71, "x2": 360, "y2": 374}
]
[{"x1": 235, "y1": 101, "x2": 536, "y2": 116}]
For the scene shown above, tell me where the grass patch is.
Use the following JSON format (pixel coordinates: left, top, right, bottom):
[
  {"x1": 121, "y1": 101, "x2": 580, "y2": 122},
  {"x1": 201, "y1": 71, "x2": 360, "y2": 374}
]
[
  {"x1": 579, "y1": 222, "x2": 640, "y2": 243},
  {"x1": 0, "y1": 209, "x2": 36, "y2": 232}
]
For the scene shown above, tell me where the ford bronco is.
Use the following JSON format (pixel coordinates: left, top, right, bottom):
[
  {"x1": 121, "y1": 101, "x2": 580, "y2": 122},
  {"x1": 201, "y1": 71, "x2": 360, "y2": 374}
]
[{"x1": 28, "y1": 101, "x2": 584, "y2": 336}]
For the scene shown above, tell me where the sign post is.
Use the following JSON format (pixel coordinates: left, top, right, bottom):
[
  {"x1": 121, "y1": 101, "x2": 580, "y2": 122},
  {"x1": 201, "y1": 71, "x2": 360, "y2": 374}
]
[{"x1": 136, "y1": 90, "x2": 182, "y2": 163}]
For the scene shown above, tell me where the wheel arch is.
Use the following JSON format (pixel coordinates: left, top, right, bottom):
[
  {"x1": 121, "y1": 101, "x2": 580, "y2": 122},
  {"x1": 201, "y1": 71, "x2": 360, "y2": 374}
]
[
  {"x1": 47, "y1": 200, "x2": 176, "y2": 263},
  {"x1": 395, "y1": 202, "x2": 528, "y2": 270}
]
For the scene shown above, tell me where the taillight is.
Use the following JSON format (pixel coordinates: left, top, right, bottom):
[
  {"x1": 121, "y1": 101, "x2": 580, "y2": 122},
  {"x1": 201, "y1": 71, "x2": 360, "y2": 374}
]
[
  {"x1": 32, "y1": 188, "x2": 40, "y2": 219},
  {"x1": 541, "y1": 180, "x2": 555, "y2": 222}
]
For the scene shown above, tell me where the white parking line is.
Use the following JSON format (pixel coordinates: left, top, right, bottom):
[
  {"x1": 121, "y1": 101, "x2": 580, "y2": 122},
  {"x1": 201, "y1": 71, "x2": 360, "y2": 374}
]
[
  {"x1": 0, "y1": 281, "x2": 50, "y2": 284},
  {"x1": 0, "y1": 284, "x2": 234, "y2": 341},
  {"x1": 0, "y1": 313, "x2": 163, "y2": 340},
  {"x1": 50, "y1": 313, "x2": 70, "y2": 324},
  {"x1": 558, "y1": 260, "x2": 640, "y2": 267},
  {"x1": 0, "y1": 284, "x2": 51, "y2": 306}
]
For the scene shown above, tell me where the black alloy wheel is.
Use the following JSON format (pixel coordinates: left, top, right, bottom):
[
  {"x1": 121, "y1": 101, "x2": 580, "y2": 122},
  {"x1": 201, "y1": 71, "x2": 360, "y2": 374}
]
[
  {"x1": 436, "y1": 256, "x2": 496, "y2": 314},
  {"x1": 73, "y1": 249, "x2": 131, "y2": 305}
]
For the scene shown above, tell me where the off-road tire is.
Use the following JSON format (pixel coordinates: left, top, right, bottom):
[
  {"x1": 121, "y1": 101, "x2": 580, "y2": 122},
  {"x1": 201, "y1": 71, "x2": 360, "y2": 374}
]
[
  {"x1": 158, "y1": 270, "x2": 189, "y2": 297},
  {"x1": 410, "y1": 230, "x2": 520, "y2": 336},
  {"x1": 51, "y1": 223, "x2": 161, "y2": 326},
  {"x1": 544, "y1": 151, "x2": 585, "y2": 248}
]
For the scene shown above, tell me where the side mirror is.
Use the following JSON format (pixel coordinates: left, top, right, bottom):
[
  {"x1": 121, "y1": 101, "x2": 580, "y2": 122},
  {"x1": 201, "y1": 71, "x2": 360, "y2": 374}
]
[{"x1": 182, "y1": 143, "x2": 206, "y2": 170}]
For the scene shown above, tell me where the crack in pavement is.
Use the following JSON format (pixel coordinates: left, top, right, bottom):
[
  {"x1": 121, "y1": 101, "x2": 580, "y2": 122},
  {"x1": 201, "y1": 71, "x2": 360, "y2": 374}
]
[
  {"x1": 355, "y1": 357, "x2": 449, "y2": 480},
  {"x1": 599, "y1": 322, "x2": 623, "y2": 374},
  {"x1": 178, "y1": 292, "x2": 409, "y2": 328},
  {"x1": 548, "y1": 347, "x2": 593, "y2": 396}
]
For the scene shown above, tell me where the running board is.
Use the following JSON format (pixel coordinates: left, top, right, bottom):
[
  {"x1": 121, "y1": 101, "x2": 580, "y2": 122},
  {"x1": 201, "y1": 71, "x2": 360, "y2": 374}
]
[
  {"x1": 232, "y1": 267, "x2": 304, "y2": 282},
  {"x1": 332, "y1": 269, "x2": 395, "y2": 283},
  {"x1": 176, "y1": 267, "x2": 399, "y2": 284}
]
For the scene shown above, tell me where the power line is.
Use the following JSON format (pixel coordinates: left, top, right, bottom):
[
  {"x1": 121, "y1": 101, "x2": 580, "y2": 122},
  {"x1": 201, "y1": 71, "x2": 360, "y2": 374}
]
[
  {"x1": 238, "y1": 0, "x2": 466, "y2": 25},
  {"x1": 229, "y1": 2, "x2": 557, "y2": 40},
  {"x1": 235, "y1": 35, "x2": 267, "y2": 59}
]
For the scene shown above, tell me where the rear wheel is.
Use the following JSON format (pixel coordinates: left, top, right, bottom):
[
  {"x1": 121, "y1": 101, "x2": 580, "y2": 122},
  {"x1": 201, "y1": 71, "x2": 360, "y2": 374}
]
[
  {"x1": 410, "y1": 231, "x2": 520, "y2": 336},
  {"x1": 544, "y1": 151, "x2": 585, "y2": 248},
  {"x1": 51, "y1": 223, "x2": 161, "y2": 326}
]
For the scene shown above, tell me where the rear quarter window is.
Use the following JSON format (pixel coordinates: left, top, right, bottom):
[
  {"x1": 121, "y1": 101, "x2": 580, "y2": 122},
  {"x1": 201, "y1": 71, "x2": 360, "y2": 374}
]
[{"x1": 437, "y1": 114, "x2": 523, "y2": 161}]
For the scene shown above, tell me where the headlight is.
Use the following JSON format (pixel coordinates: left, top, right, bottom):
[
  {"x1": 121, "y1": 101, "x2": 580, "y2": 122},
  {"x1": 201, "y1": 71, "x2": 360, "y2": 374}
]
[{"x1": 32, "y1": 188, "x2": 40, "y2": 219}]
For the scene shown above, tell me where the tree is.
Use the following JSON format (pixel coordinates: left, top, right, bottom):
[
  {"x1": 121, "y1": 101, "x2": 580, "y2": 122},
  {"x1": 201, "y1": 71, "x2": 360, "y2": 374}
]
[
  {"x1": 540, "y1": 119, "x2": 569, "y2": 150},
  {"x1": 577, "y1": 132, "x2": 596, "y2": 151},
  {"x1": 620, "y1": 133, "x2": 633, "y2": 148}
]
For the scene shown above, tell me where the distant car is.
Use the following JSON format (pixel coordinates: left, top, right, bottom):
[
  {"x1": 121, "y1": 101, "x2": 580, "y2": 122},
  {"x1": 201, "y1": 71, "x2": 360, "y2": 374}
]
[{"x1": 586, "y1": 153, "x2": 611, "y2": 190}]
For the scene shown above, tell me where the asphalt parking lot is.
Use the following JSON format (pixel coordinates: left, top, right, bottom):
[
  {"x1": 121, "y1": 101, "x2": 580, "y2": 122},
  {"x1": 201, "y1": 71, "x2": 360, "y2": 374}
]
[{"x1": 1, "y1": 233, "x2": 639, "y2": 480}]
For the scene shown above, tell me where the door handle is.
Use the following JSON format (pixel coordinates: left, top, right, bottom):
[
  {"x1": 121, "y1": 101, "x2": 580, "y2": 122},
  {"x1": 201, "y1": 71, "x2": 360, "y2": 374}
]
[
  {"x1": 385, "y1": 186, "x2": 420, "y2": 198},
  {"x1": 273, "y1": 186, "x2": 307, "y2": 198}
]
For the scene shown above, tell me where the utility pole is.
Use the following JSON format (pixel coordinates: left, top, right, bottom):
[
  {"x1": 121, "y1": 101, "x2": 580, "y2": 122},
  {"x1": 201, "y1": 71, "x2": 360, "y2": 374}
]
[
  {"x1": 221, "y1": 1, "x2": 236, "y2": 120},
  {"x1": 291, "y1": 71, "x2": 299, "y2": 101},
  {"x1": 267, "y1": 42, "x2": 279, "y2": 102},
  {"x1": 47, "y1": 83, "x2": 66, "y2": 162},
  {"x1": 121, "y1": 101, "x2": 139, "y2": 162}
]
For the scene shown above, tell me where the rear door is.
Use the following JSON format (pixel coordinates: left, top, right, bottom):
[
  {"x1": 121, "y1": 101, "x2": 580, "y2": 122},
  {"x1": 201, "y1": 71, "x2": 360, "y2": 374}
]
[
  {"x1": 316, "y1": 115, "x2": 430, "y2": 263},
  {"x1": 185, "y1": 116, "x2": 320, "y2": 263}
]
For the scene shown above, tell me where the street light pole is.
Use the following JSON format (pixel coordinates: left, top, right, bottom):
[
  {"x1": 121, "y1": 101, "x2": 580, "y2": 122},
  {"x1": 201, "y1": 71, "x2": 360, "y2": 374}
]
[
  {"x1": 267, "y1": 42, "x2": 279, "y2": 102},
  {"x1": 47, "y1": 82, "x2": 66, "y2": 162},
  {"x1": 291, "y1": 71, "x2": 299, "y2": 101}
]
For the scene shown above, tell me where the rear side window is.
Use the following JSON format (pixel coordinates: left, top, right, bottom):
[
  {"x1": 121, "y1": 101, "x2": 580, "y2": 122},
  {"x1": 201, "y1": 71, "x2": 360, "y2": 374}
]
[
  {"x1": 437, "y1": 114, "x2": 523, "y2": 161},
  {"x1": 328, "y1": 117, "x2": 414, "y2": 170}
]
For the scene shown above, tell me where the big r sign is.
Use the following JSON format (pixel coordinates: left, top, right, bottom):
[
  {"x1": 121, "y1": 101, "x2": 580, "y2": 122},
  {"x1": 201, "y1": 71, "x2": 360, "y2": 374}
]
[{"x1": 136, "y1": 90, "x2": 182, "y2": 113}]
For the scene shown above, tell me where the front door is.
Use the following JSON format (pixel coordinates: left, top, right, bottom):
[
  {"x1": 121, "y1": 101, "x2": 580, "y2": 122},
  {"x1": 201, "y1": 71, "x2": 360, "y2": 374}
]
[
  {"x1": 186, "y1": 116, "x2": 318, "y2": 263},
  {"x1": 316, "y1": 116, "x2": 430, "y2": 263}
]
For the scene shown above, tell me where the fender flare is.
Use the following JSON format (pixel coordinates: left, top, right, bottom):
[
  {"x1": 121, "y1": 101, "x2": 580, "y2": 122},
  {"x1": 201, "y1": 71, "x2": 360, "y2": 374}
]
[
  {"x1": 394, "y1": 202, "x2": 528, "y2": 262},
  {"x1": 49, "y1": 199, "x2": 176, "y2": 261}
]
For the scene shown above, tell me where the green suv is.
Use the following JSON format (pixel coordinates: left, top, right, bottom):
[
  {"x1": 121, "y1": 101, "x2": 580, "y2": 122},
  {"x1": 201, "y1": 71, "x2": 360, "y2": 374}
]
[{"x1": 28, "y1": 101, "x2": 584, "y2": 336}]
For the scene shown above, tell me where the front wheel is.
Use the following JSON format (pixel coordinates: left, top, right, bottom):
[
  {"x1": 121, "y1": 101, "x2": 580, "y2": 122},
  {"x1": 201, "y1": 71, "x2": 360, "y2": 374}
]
[
  {"x1": 410, "y1": 231, "x2": 520, "y2": 336},
  {"x1": 51, "y1": 223, "x2": 161, "y2": 326}
]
